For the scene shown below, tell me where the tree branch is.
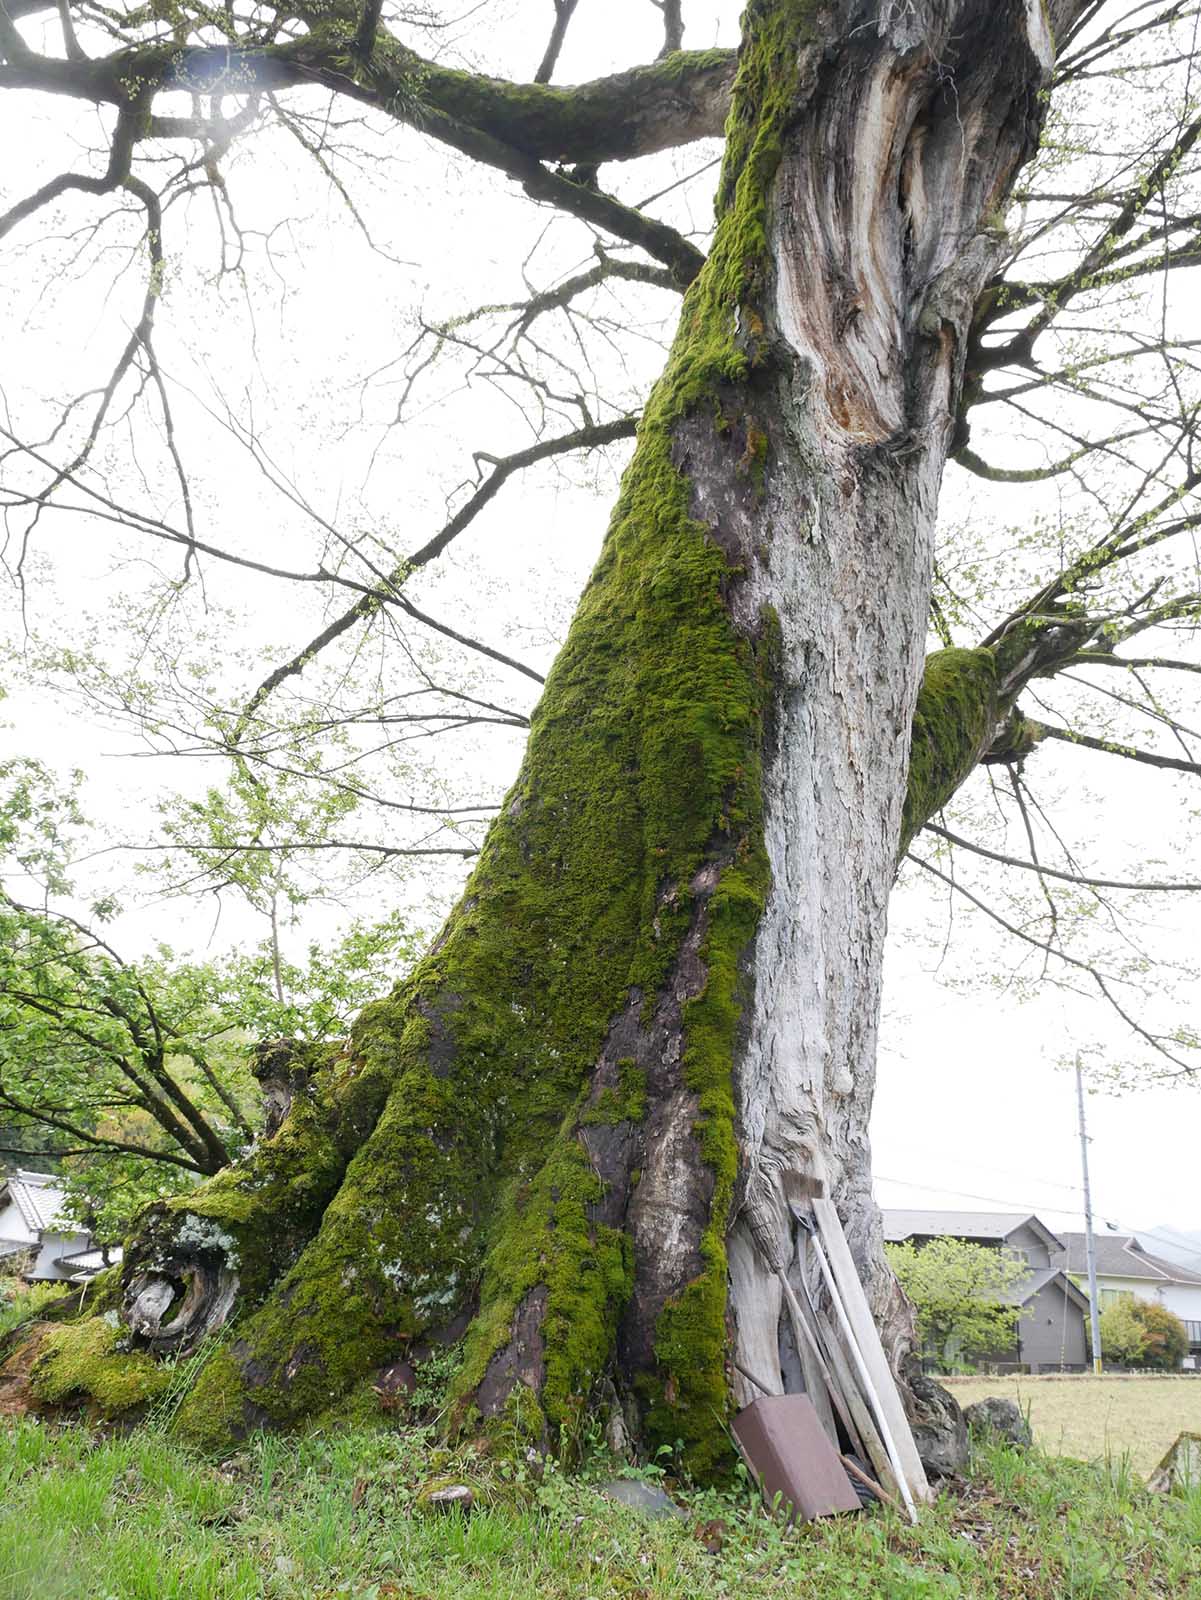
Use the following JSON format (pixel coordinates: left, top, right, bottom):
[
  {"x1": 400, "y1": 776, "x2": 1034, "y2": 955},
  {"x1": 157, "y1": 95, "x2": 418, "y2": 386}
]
[
  {"x1": 923, "y1": 821, "x2": 1201, "y2": 891},
  {"x1": 651, "y1": 0, "x2": 685, "y2": 55},
  {"x1": 0, "y1": 1087, "x2": 208, "y2": 1173},
  {"x1": 235, "y1": 416, "x2": 633, "y2": 733},
  {"x1": 1027, "y1": 720, "x2": 1201, "y2": 776},
  {"x1": 535, "y1": 0, "x2": 581, "y2": 84},
  {"x1": 908, "y1": 852, "x2": 1194, "y2": 1074},
  {"x1": 1068, "y1": 651, "x2": 1201, "y2": 676},
  {"x1": 0, "y1": 33, "x2": 736, "y2": 165}
]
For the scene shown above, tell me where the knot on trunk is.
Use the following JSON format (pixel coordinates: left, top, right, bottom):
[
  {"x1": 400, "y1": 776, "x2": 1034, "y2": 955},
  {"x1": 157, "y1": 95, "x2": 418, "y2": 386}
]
[
  {"x1": 251, "y1": 1037, "x2": 316, "y2": 1140},
  {"x1": 901, "y1": 1355, "x2": 968, "y2": 1479},
  {"x1": 121, "y1": 1203, "x2": 241, "y2": 1355}
]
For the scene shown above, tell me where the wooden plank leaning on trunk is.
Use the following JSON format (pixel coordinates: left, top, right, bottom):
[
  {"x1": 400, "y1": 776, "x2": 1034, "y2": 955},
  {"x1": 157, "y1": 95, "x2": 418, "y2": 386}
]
[
  {"x1": 811, "y1": 1197, "x2": 932, "y2": 1505},
  {"x1": 775, "y1": 1261, "x2": 841, "y2": 1447},
  {"x1": 811, "y1": 1304, "x2": 903, "y2": 1503}
]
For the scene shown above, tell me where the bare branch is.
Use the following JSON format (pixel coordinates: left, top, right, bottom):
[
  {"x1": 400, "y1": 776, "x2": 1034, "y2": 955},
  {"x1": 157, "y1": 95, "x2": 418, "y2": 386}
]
[
  {"x1": 535, "y1": 0, "x2": 581, "y2": 84},
  {"x1": 924, "y1": 822, "x2": 1201, "y2": 891},
  {"x1": 909, "y1": 852, "x2": 1195, "y2": 1074},
  {"x1": 1068, "y1": 651, "x2": 1201, "y2": 675},
  {"x1": 235, "y1": 415, "x2": 634, "y2": 732},
  {"x1": 1030, "y1": 720, "x2": 1201, "y2": 776}
]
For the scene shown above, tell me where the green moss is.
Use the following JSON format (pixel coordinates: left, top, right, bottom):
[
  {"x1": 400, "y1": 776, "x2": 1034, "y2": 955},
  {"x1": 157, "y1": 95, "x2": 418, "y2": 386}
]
[
  {"x1": 403, "y1": 48, "x2": 734, "y2": 164},
  {"x1": 644, "y1": 853, "x2": 770, "y2": 1478},
  {"x1": 449, "y1": 1119, "x2": 633, "y2": 1438},
  {"x1": 581, "y1": 1061, "x2": 647, "y2": 1126},
  {"x1": 125, "y1": 1040, "x2": 388, "y2": 1326},
  {"x1": 73, "y1": 1265, "x2": 122, "y2": 1316},
  {"x1": 172, "y1": 1348, "x2": 247, "y2": 1454},
  {"x1": 901, "y1": 647, "x2": 1000, "y2": 853},
  {"x1": 30, "y1": 1319, "x2": 170, "y2": 1416}
]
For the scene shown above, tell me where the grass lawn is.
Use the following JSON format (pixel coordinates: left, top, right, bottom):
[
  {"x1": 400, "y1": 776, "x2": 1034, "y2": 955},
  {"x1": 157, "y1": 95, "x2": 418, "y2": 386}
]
[
  {"x1": 0, "y1": 1417, "x2": 1199, "y2": 1600},
  {"x1": 943, "y1": 1375, "x2": 1201, "y2": 1476}
]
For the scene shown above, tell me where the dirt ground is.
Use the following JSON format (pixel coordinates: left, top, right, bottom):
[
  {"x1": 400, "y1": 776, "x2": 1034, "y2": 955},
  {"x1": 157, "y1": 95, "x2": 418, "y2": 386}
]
[{"x1": 943, "y1": 1373, "x2": 1201, "y2": 1475}]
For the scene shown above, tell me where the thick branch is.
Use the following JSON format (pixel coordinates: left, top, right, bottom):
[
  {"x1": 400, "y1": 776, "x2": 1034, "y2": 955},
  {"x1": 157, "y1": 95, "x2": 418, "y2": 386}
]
[
  {"x1": 0, "y1": 35, "x2": 735, "y2": 165},
  {"x1": 651, "y1": 0, "x2": 685, "y2": 56}
]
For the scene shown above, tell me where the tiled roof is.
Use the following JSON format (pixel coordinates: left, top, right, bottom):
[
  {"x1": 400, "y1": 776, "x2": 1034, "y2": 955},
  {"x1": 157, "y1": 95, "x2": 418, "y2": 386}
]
[
  {"x1": 998, "y1": 1266, "x2": 1092, "y2": 1311},
  {"x1": 1051, "y1": 1232, "x2": 1201, "y2": 1285},
  {"x1": 0, "y1": 1170, "x2": 69, "y2": 1236},
  {"x1": 881, "y1": 1209, "x2": 1065, "y2": 1251}
]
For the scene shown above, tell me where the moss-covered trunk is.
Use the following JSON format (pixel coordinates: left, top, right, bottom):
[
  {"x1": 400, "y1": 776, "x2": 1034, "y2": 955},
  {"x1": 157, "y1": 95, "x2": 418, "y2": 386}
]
[{"x1": 29, "y1": 0, "x2": 1066, "y2": 1476}]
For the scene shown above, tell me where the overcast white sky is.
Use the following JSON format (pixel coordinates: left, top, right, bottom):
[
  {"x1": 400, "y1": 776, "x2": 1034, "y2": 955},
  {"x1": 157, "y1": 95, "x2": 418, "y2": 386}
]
[{"x1": 1, "y1": 0, "x2": 1197, "y2": 1242}]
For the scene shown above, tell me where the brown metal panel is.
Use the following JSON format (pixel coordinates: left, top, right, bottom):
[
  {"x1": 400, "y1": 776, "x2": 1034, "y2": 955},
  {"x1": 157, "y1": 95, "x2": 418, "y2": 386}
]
[{"x1": 731, "y1": 1395, "x2": 862, "y2": 1523}]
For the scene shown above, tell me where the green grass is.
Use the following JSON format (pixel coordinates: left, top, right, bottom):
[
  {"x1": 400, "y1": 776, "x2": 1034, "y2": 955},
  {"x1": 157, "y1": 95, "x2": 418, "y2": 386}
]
[
  {"x1": 0, "y1": 1281, "x2": 64, "y2": 1341},
  {"x1": 944, "y1": 1374, "x2": 1201, "y2": 1476},
  {"x1": 0, "y1": 1417, "x2": 1198, "y2": 1599}
]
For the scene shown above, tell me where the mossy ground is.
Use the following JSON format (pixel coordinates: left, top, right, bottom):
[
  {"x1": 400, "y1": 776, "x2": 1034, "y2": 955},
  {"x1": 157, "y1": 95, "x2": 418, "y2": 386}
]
[
  {"x1": 28, "y1": 1319, "x2": 171, "y2": 1416},
  {"x1": 0, "y1": 1416, "x2": 1198, "y2": 1600}
]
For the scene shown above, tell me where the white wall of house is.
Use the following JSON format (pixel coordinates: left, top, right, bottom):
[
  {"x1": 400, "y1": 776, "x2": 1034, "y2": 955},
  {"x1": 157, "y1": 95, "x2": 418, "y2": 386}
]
[
  {"x1": 1088, "y1": 1274, "x2": 1201, "y2": 1320},
  {"x1": 1159, "y1": 1284, "x2": 1201, "y2": 1322},
  {"x1": 1090, "y1": 1273, "x2": 1166, "y2": 1306},
  {"x1": 1084, "y1": 1273, "x2": 1201, "y2": 1365},
  {"x1": 0, "y1": 1198, "x2": 34, "y2": 1248},
  {"x1": 31, "y1": 1229, "x2": 94, "y2": 1281}
]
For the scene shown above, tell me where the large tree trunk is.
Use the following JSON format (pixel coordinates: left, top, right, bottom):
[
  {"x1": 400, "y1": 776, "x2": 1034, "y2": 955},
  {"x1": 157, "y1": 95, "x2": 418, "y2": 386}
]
[{"x1": 34, "y1": 0, "x2": 1068, "y2": 1475}]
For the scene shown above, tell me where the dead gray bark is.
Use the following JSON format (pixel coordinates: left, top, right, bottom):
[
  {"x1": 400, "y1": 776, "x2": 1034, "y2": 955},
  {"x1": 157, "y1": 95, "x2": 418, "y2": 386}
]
[{"x1": 702, "y1": 0, "x2": 1069, "y2": 1403}]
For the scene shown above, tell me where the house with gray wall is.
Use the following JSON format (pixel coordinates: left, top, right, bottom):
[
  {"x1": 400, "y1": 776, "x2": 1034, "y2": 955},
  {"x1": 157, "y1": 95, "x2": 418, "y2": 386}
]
[{"x1": 882, "y1": 1209, "x2": 1091, "y2": 1373}]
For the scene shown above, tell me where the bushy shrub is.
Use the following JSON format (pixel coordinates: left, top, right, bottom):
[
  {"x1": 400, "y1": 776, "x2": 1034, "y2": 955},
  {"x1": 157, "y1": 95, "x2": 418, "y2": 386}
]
[
  {"x1": 886, "y1": 1237, "x2": 1028, "y2": 1368},
  {"x1": 1098, "y1": 1296, "x2": 1188, "y2": 1369}
]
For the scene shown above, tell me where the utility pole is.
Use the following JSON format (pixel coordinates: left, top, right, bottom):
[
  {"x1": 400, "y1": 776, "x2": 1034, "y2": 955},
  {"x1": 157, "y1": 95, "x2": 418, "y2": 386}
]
[{"x1": 1076, "y1": 1056, "x2": 1104, "y2": 1375}]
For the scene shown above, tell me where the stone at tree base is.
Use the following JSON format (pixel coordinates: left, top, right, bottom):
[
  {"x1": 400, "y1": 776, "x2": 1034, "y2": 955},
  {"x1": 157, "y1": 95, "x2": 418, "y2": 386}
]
[
  {"x1": 599, "y1": 1480, "x2": 686, "y2": 1519},
  {"x1": 418, "y1": 1484, "x2": 475, "y2": 1513},
  {"x1": 963, "y1": 1398, "x2": 1033, "y2": 1450},
  {"x1": 1147, "y1": 1432, "x2": 1201, "y2": 1494},
  {"x1": 903, "y1": 1363, "x2": 969, "y2": 1479}
]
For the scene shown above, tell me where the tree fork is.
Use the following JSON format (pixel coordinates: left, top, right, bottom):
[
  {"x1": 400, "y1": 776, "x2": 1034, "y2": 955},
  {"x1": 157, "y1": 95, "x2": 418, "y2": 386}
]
[{"x1": 24, "y1": 0, "x2": 1085, "y2": 1473}]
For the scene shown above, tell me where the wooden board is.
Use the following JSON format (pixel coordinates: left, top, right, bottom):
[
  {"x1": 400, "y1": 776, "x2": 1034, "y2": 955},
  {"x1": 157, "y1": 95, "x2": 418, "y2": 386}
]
[
  {"x1": 812, "y1": 1197, "x2": 931, "y2": 1504},
  {"x1": 777, "y1": 1265, "x2": 838, "y2": 1445},
  {"x1": 813, "y1": 1306, "x2": 901, "y2": 1502}
]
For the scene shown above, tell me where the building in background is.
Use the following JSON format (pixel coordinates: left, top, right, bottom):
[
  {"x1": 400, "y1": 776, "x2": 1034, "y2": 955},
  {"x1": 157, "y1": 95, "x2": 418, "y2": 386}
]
[
  {"x1": 0, "y1": 1169, "x2": 111, "y2": 1281},
  {"x1": 883, "y1": 1209, "x2": 1090, "y2": 1373},
  {"x1": 1051, "y1": 1233, "x2": 1201, "y2": 1368}
]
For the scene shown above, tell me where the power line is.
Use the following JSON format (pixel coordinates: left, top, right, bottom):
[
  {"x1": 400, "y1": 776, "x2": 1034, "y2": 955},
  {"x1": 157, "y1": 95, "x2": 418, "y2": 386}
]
[
  {"x1": 874, "y1": 1175, "x2": 1084, "y2": 1216},
  {"x1": 878, "y1": 1151, "x2": 1083, "y2": 1197}
]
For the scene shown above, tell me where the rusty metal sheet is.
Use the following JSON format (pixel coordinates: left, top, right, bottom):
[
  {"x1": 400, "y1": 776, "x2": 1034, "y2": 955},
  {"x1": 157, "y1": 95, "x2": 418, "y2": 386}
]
[{"x1": 731, "y1": 1394, "x2": 862, "y2": 1523}]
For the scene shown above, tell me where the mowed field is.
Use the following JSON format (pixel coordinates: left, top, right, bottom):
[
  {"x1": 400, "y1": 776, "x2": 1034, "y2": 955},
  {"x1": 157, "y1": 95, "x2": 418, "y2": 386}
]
[{"x1": 944, "y1": 1374, "x2": 1201, "y2": 1474}]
